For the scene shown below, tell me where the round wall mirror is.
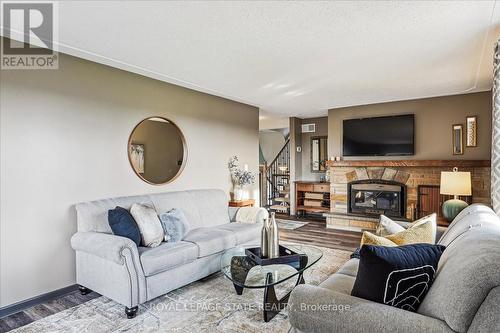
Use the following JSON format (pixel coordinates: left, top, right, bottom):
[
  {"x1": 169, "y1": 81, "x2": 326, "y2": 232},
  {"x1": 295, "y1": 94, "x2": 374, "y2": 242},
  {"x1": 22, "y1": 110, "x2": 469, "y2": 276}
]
[{"x1": 128, "y1": 117, "x2": 187, "y2": 185}]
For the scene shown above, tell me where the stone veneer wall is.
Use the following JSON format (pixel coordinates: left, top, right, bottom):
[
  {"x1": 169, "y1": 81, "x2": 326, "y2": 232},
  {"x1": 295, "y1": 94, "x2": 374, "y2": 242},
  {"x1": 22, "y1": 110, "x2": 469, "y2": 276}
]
[{"x1": 328, "y1": 166, "x2": 491, "y2": 230}]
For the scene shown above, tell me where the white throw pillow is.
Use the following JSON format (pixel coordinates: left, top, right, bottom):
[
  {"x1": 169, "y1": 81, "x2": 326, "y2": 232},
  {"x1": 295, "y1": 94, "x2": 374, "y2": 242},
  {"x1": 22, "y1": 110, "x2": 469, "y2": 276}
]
[
  {"x1": 130, "y1": 203, "x2": 164, "y2": 247},
  {"x1": 376, "y1": 215, "x2": 405, "y2": 236}
]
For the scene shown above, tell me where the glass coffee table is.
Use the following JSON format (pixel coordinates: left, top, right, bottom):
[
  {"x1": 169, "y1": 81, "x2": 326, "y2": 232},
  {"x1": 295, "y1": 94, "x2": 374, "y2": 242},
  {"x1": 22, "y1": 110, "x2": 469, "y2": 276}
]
[{"x1": 221, "y1": 243, "x2": 323, "y2": 322}]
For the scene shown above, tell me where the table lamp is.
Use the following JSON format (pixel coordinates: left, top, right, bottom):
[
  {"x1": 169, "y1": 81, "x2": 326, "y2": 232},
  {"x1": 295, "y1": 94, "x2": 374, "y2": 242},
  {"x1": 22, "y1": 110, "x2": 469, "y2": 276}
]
[{"x1": 440, "y1": 168, "x2": 471, "y2": 222}]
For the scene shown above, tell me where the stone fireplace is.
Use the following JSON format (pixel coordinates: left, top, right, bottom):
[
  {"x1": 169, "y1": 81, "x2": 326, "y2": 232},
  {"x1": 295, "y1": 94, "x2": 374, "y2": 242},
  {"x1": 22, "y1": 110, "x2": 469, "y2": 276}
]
[{"x1": 325, "y1": 160, "x2": 491, "y2": 231}]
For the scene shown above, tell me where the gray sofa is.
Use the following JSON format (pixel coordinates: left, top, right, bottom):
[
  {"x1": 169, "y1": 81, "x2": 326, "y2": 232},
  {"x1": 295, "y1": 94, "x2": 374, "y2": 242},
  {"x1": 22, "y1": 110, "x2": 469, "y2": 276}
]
[
  {"x1": 289, "y1": 204, "x2": 500, "y2": 333},
  {"x1": 71, "y1": 189, "x2": 267, "y2": 318}
]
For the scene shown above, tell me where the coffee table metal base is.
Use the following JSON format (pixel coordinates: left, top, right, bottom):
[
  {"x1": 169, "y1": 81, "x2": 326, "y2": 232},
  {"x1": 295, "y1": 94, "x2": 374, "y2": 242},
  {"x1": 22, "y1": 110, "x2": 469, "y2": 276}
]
[
  {"x1": 230, "y1": 255, "x2": 308, "y2": 322},
  {"x1": 263, "y1": 271, "x2": 305, "y2": 322}
]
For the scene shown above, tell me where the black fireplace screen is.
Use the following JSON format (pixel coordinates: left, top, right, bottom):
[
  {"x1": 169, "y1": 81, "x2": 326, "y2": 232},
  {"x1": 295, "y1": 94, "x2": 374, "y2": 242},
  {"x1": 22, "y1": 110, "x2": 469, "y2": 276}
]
[{"x1": 349, "y1": 182, "x2": 405, "y2": 217}]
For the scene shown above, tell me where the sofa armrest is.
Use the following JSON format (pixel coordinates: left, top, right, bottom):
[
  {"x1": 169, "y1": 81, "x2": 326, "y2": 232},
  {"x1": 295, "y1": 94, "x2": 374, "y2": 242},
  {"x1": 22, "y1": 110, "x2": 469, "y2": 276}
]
[
  {"x1": 71, "y1": 231, "x2": 146, "y2": 307},
  {"x1": 71, "y1": 232, "x2": 139, "y2": 265},
  {"x1": 289, "y1": 285, "x2": 453, "y2": 333},
  {"x1": 230, "y1": 207, "x2": 268, "y2": 223}
]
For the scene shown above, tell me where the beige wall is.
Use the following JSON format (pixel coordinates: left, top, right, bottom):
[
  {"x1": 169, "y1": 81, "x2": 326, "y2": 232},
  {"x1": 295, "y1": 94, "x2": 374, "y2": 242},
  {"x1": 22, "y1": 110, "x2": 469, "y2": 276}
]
[
  {"x1": 0, "y1": 53, "x2": 259, "y2": 307},
  {"x1": 328, "y1": 92, "x2": 492, "y2": 160},
  {"x1": 259, "y1": 130, "x2": 286, "y2": 164},
  {"x1": 259, "y1": 112, "x2": 289, "y2": 130},
  {"x1": 131, "y1": 120, "x2": 184, "y2": 184},
  {"x1": 300, "y1": 117, "x2": 328, "y2": 181}
]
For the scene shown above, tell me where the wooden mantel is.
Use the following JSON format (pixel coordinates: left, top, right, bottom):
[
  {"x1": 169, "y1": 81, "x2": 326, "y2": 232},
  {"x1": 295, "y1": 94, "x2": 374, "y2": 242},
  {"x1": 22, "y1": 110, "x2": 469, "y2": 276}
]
[{"x1": 326, "y1": 159, "x2": 490, "y2": 168}]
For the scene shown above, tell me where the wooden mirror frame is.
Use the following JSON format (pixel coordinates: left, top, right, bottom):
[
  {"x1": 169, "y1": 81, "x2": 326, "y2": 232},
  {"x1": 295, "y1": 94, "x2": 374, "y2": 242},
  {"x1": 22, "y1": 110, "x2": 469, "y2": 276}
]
[
  {"x1": 127, "y1": 116, "x2": 188, "y2": 185},
  {"x1": 452, "y1": 124, "x2": 464, "y2": 155}
]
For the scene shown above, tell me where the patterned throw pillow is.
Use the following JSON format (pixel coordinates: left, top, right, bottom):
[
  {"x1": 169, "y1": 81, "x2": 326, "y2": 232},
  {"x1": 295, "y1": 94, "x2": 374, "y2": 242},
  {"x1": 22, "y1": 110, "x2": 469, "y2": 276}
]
[
  {"x1": 362, "y1": 214, "x2": 436, "y2": 246},
  {"x1": 130, "y1": 203, "x2": 164, "y2": 247},
  {"x1": 351, "y1": 243, "x2": 446, "y2": 312},
  {"x1": 361, "y1": 231, "x2": 398, "y2": 247},
  {"x1": 386, "y1": 220, "x2": 435, "y2": 245}
]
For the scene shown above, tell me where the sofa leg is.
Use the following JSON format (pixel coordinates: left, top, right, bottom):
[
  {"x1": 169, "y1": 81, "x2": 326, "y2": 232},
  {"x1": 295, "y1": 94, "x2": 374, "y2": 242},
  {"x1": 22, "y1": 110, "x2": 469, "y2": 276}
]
[
  {"x1": 78, "y1": 285, "x2": 91, "y2": 295},
  {"x1": 125, "y1": 306, "x2": 138, "y2": 319}
]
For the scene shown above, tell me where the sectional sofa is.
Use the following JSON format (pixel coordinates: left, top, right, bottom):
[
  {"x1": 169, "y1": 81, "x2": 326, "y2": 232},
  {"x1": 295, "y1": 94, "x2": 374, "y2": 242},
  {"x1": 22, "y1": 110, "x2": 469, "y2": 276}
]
[
  {"x1": 289, "y1": 204, "x2": 500, "y2": 333},
  {"x1": 71, "y1": 189, "x2": 267, "y2": 318}
]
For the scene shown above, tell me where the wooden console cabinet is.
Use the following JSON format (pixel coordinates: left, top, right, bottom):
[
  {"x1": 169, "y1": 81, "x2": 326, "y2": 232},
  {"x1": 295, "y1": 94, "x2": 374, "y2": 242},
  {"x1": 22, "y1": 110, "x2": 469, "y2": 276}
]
[{"x1": 295, "y1": 181, "x2": 331, "y2": 216}]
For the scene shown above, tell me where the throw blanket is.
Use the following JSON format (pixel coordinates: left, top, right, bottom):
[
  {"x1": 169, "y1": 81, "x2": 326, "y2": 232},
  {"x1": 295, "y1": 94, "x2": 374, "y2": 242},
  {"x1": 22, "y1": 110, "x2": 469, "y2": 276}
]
[{"x1": 236, "y1": 207, "x2": 263, "y2": 224}]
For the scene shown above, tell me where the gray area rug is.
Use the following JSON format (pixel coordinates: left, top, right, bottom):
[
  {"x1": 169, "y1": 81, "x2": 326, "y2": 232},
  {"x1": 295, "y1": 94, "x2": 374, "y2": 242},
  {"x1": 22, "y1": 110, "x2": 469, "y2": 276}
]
[
  {"x1": 276, "y1": 220, "x2": 309, "y2": 230},
  {"x1": 12, "y1": 246, "x2": 351, "y2": 333}
]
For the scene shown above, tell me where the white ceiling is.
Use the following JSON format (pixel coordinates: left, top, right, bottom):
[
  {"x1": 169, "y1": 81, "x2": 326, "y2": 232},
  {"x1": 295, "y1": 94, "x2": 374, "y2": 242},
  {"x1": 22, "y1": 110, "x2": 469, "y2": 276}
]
[{"x1": 3, "y1": 1, "x2": 500, "y2": 117}]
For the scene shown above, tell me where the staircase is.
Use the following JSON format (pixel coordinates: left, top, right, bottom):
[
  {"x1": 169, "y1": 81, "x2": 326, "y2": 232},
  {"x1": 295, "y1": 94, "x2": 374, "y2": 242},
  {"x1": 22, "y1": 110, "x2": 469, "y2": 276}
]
[{"x1": 262, "y1": 139, "x2": 290, "y2": 214}]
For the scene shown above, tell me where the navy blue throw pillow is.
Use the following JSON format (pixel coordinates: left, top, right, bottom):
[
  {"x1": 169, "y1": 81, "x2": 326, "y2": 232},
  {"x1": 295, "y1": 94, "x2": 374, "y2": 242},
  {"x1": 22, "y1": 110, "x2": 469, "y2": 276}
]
[
  {"x1": 350, "y1": 247, "x2": 361, "y2": 259},
  {"x1": 351, "y1": 243, "x2": 446, "y2": 312},
  {"x1": 108, "y1": 206, "x2": 141, "y2": 246}
]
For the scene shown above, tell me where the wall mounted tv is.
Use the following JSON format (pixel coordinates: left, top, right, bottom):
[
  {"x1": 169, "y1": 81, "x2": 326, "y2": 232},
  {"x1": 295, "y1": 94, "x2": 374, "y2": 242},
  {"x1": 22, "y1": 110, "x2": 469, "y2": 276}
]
[{"x1": 343, "y1": 114, "x2": 414, "y2": 156}]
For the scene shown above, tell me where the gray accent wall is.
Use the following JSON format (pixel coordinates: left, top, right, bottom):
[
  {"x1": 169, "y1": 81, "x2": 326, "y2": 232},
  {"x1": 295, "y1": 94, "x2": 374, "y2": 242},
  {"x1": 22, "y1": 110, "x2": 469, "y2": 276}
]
[
  {"x1": 0, "y1": 52, "x2": 259, "y2": 307},
  {"x1": 328, "y1": 92, "x2": 492, "y2": 160},
  {"x1": 300, "y1": 117, "x2": 328, "y2": 181}
]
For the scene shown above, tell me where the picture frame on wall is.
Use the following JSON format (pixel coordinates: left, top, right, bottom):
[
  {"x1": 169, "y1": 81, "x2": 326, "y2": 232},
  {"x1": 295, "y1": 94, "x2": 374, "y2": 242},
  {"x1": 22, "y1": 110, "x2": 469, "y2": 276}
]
[
  {"x1": 130, "y1": 143, "x2": 145, "y2": 174},
  {"x1": 466, "y1": 115, "x2": 477, "y2": 147},
  {"x1": 452, "y1": 124, "x2": 464, "y2": 155}
]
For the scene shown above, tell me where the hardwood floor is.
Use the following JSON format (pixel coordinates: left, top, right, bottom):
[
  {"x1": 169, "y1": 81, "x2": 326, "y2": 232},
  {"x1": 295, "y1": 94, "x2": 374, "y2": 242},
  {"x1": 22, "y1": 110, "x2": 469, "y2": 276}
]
[
  {"x1": 278, "y1": 215, "x2": 361, "y2": 252},
  {"x1": 0, "y1": 215, "x2": 360, "y2": 332},
  {"x1": 0, "y1": 290, "x2": 100, "y2": 333}
]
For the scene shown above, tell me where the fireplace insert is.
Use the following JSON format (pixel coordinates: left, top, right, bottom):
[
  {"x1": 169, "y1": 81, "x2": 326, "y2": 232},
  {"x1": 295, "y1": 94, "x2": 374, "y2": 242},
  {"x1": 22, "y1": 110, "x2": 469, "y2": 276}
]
[{"x1": 348, "y1": 180, "x2": 406, "y2": 218}]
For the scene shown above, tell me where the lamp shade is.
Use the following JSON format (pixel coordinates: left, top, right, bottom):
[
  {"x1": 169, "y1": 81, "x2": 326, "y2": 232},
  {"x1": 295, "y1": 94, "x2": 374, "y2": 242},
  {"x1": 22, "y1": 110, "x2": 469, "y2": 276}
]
[{"x1": 440, "y1": 171, "x2": 472, "y2": 196}]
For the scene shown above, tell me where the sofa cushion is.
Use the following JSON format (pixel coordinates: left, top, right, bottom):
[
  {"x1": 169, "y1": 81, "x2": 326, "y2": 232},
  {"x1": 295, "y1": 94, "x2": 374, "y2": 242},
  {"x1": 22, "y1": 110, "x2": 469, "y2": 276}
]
[
  {"x1": 76, "y1": 195, "x2": 154, "y2": 233},
  {"x1": 337, "y1": 258, "x2": 359, "y2": 277},
  {"x1": 215, "y1": 222, "x2": 262, "y2": 245},
  {"x1": 187, "y1": 189, "x2": 231, "y2": 228},
  {"x1": 149, "y1": 191, "x2": 202, "y2": 229},
  {"x1": 149, "y1": 189, "x2": 229, "y2": 229},
  {"x1": 183, "y1": 227, "x2": 237, "y2": 257},
  {"x1": 319, "y1": 273, "x2": 356, "y2": 295},
  {"x1": 76, "y1": 189, "x2": 230, "y2": 233},
  {"x1": 138, "y1": 241, "x2": 198, "y2": 276}
]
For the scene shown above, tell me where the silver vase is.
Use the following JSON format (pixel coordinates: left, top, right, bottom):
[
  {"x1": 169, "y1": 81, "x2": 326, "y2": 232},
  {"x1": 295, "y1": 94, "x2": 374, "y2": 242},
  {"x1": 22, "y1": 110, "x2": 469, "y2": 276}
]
[
  {"x1": 261, "y1": 218, "x2": 269, "y2": 258},
  {"x1": 267, "y1": 212, "x2": 280, "y2": 258}
]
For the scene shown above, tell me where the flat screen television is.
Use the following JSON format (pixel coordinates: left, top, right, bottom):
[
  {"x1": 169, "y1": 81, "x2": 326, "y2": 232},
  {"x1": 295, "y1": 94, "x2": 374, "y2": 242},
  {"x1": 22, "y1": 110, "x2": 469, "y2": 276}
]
[{"x1": 343, "y1": 114, "x2": 414, "y2": 156}]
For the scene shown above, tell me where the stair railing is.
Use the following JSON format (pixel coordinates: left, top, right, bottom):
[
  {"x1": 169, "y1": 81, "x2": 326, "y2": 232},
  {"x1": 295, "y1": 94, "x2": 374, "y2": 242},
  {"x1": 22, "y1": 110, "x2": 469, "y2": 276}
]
[{"x1": 265, "y1": 139, "x2": 290, "y2": 212}]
